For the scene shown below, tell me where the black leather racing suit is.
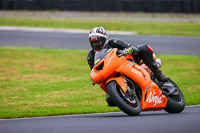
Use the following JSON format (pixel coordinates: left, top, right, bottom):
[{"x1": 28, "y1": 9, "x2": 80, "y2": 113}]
[{"x1": 87, "y1": 38, "x2": 155, "y2": 70}]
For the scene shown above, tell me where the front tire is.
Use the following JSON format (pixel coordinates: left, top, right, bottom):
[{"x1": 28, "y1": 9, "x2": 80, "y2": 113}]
[
  {"x1": 107, "y1": 81, "x2": 141, "y2": 116},
  {"x1": 106, "y1": 94, "x2": 116, "y2": 107}
]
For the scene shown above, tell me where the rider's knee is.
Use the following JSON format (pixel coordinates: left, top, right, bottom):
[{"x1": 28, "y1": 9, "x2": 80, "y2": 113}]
[{"x1": 137, "y1": 44, "x2": 154, "y2": 55}]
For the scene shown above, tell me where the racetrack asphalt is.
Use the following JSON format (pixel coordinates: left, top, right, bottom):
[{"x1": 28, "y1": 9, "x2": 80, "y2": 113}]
[
  {"x1": 0, "y1": 105, "x2": 200, "y2": 133},
  {"x1": 0, "y1": 29, "x2": 200, "y2": 56}
]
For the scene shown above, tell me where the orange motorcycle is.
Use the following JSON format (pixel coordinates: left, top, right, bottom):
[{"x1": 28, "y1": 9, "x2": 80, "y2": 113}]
[{"x1": 90, "y1": 48, "x2": 185, "y2": 116}]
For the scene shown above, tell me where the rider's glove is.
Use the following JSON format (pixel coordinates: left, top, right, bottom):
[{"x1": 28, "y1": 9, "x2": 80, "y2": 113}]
[
  {"x1": 123, "y1": 46, "x2": 139, "y2": 55},
  {"x1": 123, "y1": 46, "x2": 134, "y2": 55}
]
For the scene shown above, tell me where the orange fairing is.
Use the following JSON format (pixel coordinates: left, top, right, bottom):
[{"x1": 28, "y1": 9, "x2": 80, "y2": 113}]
[
  {"x1": 106, "y1": 76, "x2": 128, "y2": 93},
  {"x1": 116, "y1": 63, "x2": 151, "y2": 89},
  {"x1": 91, "y1": 49, "x2": 126, "y2": 84},
  {"x1": 90, "y1": 48, "x2": 167, "y2": 111},
  {"x1": 141, "y1": 81, "x2": 167, "y2": 111}
]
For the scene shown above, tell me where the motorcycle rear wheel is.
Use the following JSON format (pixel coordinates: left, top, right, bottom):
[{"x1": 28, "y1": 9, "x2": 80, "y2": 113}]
[
  {"x1": 107, "y1": 81, "x2": 141, "y2": 116},
  {"x1": 164, "y1": 78, "x2": 185, "y2": 113}
]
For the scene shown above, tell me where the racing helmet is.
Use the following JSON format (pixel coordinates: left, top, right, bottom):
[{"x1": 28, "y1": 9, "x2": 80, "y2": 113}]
[{"x1": 88, "y1": 27, "x2": 108, "y2": 50}]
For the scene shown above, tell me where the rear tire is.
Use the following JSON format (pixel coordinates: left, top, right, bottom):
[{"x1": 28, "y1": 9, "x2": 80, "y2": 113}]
[
  {"x1": 164, "y1": 78, "x2": 185, "y2": 113},
  {"x1": 107, "y1": 81, "x2": 141, "y2": 116}
]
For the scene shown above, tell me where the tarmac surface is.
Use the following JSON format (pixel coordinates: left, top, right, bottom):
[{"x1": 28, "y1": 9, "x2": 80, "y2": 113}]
[
  {"x1": 0, "y1": 106, "x2": 200, "y2": 133},
  {"x1": 0, "y1": 29, "x2": 199, "y2": 55}
]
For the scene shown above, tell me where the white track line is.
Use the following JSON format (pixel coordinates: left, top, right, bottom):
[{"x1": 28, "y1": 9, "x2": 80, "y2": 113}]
[
  {"x1": 185, "y1": 104, "x2": 200, "y2": 108},
  {"x1": 0, "y1": 26, "x2": 136, "y2": 35}
]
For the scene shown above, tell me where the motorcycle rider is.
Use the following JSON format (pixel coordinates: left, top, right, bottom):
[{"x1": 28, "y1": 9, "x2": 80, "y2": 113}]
[{"x1": 87, "y1": 26, "x2": 168, "y2": 82}]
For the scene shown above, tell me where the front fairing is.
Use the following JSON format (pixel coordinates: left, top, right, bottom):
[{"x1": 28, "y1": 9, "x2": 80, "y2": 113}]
[
  {"x1": 90, "y1": 48, "x2": 130, "y2": 84},
  {"x1": 94, "y1": 49, "x2": 112, "y2": 66}
]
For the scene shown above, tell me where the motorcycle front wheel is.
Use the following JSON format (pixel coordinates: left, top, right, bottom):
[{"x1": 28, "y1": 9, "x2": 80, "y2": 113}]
[{"x1": 107, "y1": 81, "x2": 141, "y2": 116}]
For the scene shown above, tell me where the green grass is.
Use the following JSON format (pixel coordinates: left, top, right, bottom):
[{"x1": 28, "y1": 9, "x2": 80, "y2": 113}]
[
  {"x1": 0, "y1": 47, "x2": 200, "y2": 119},
  {"x1": 0, "y1": 18, "x2": 200, "y2": 36}
]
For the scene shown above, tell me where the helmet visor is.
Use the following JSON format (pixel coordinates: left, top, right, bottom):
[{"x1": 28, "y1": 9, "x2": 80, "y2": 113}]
[{"x1": 90, "y1": 40, "x2": 104, "y2": 50}]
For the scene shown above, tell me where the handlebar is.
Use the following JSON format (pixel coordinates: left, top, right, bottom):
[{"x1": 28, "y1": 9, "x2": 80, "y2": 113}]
[
  {"x1": 117, "y1": 49, "x2": 126, "y2": 57},
  {"x1": 117, "y1": 50, "x2": 124, "y2": 54}
]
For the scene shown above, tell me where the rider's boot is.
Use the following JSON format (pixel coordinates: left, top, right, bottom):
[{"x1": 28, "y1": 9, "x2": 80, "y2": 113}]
[{"x1": 148, "y1": 61, "x2": 168, "y2": 82}]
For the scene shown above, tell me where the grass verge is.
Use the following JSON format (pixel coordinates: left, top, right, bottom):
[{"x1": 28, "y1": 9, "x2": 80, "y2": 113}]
[
  {"x1": 0, "y1": 18, "x2": 200, "y2": 36},
  {"x1": 0, "y1": 47, "x2": 199, "y2": 119}
]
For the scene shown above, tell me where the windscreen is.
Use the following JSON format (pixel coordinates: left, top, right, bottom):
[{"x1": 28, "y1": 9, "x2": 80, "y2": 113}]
[{"x1": 94, "y1": 49, "x2": 112, "y2": 66}]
